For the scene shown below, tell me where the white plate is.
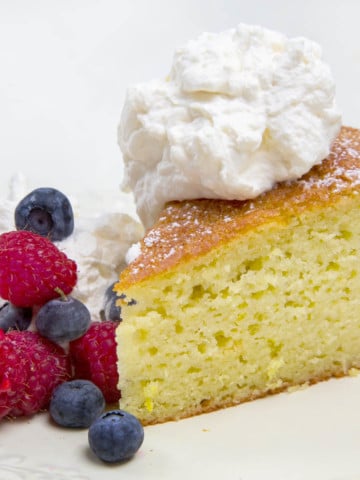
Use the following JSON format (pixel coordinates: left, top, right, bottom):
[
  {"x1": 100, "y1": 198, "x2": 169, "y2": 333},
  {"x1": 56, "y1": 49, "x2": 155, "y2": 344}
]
[{"x1": 2, "y1": 375, "x2": 360, "y2": 480}]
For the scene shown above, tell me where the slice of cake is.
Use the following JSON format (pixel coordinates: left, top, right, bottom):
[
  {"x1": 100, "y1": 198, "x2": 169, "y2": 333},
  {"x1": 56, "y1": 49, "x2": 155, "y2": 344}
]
[{"x1": 115, "y1": 126, "x2": 360, "y2": 425}]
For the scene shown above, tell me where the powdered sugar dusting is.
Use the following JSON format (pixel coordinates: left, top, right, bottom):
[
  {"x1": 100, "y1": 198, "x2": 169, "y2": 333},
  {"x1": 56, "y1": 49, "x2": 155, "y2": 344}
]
[
  {"x1": 120, "y1": 127, "x2": 360, "y2": 286},
  {"x1": 124, "y1": 194, "x2": 263, "y2": 282},
  {"x1": 348, "y1": 148, "x2": 360, "y2": 159},
  {"x1": 144, "y1": 230, "x2": 161, "y2": 247},
  {"x1": 296, "y1": 131, "x2": 360, "y2": 193}
]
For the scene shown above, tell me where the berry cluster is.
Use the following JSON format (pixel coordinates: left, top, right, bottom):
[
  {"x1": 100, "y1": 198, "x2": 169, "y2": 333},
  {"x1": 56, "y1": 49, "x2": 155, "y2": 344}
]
[{"x1": 0, "y1": 188, "x2": 143, "y2": 463}]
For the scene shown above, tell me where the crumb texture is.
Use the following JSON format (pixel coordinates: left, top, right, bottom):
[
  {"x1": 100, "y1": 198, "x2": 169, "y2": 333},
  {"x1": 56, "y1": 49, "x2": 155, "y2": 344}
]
[{"x1": 116, "y1": 127, "x2": 360, "y2": 424}]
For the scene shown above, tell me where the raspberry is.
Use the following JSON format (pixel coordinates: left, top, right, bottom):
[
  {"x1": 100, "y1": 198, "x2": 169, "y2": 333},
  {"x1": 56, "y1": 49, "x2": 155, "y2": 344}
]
[
  {"x1": 69, "y1": 321, "x2": 120, "y2": 403},
  {"x1": 0, "y1": 230, "x2": 77, "y2": 307},
  {"x1": 0, "y1": 330, "x2": 71, "y2": 418},
  {"x1": 0, "y1": 330, "x2": 13, "y2": 419}
]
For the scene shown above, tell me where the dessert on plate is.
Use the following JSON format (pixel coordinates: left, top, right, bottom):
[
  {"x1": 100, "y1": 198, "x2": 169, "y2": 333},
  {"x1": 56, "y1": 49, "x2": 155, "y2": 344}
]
[
  {"x1": 116, "y1": 125, "x2": 360, "y2": 424},
  {"x1": 115, "y1": 24, "x2": 360, "y2": 424}
]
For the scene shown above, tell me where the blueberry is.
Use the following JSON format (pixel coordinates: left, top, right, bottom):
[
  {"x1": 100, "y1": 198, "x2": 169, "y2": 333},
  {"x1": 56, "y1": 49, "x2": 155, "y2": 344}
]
[
  {"x1": 102, "y1": 282, "x2": 122, "y2": 322},
  {"x1": 35, "y1": 294, "x2": 91, "y2": 343},
  {"x1": 0, "y1": 302, "x2": 32, "y2": 332},
  {"x1": 15, "y1": 187, "x2": 74, "y2": 241},
  {"x1": 50, "y1": 379, "x2": 105, "y2": 428},
  {"x1": 88, "y1": 410, "x2": 144, "y2": 463}
]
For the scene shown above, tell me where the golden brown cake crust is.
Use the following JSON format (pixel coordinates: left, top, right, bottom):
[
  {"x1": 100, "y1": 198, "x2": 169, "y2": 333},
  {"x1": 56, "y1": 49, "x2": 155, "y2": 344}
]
[
  {"x1": 118, "y1": 126, "x2": 360, "y2": 289},
  {"x1": 140, "y1": 368, "x2": 357, "y2": 426}
]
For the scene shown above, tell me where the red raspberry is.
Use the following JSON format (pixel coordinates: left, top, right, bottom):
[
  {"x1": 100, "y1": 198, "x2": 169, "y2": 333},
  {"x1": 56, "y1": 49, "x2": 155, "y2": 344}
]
[
  {"x1": 69, "y1": 321, "x2": 120, "y2": 403},
  {"x1": 0, "y1": 330, "x2": 71, "y2": 418},
  {"x1": 0, "y1": 330, "x2": 13, "y2": 419},
  {"x1": 0, "y1": 230, "x2": 77, "y2": 307}
]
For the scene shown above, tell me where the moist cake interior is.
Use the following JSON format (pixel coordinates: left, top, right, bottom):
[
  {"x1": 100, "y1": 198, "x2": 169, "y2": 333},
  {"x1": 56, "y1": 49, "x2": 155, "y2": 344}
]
[{"x1": 116, "y1": 126, "x2": 360, "y2": 425}]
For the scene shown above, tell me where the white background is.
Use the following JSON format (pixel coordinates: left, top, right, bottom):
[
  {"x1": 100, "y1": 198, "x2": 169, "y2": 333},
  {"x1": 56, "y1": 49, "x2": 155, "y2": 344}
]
[{"x1": 0, "y1": 0, "x2": 359, "y2": 200}]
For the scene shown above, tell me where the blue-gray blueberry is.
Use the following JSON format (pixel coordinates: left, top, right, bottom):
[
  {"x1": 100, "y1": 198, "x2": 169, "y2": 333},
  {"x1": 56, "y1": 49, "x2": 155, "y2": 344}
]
[
  {"x1": 88, "y1": 410, "x2": 144, "y2": 463},
  {"x1": 35, "y1": 295, "x2": 91, "y2": 343},
  {"x1": 15, "y1": 187, "x2": 74, "y2": 241},
  {"x1": 0, "y1": 302, "x2": 32, "y2": 332},
  {"x1": 102, "y1": 282, "x2": 122, "y2": 322},
  {"x1": 50, "y1": 379, "x2": 105, "y2": 428}
]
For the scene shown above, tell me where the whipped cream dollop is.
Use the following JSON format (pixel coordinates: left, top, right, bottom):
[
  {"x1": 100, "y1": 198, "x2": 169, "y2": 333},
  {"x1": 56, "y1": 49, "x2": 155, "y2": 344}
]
[
  {"x1": 119, "y1": 23, "x2": 341, "y2": 228},
  {"x1": 0, "y1": 174, "x2": 143, "y2": 320}
]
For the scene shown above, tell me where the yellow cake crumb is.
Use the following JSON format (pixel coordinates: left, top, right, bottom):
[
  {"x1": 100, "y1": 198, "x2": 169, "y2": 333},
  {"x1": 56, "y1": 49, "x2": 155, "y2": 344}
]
[{"x1": 116, "y1": 127, "x2": 360, "y2": 425}]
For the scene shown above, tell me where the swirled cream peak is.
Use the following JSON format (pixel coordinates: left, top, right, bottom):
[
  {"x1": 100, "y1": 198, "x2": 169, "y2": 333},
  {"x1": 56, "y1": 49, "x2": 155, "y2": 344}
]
[{"x1": 119, "y1": 24, "x2": 341, "y2": 228}]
